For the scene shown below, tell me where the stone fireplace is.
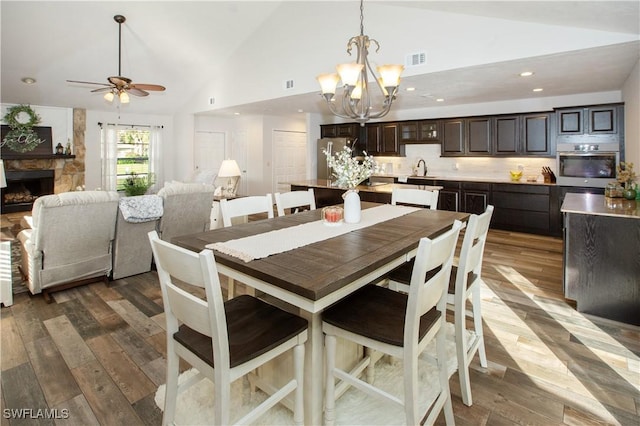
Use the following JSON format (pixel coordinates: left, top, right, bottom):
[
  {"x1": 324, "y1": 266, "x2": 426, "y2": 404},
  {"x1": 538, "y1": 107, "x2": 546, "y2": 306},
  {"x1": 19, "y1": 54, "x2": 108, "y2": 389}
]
[{"x1": 1, "y1": 109, "x2": 86, "y2": 212}]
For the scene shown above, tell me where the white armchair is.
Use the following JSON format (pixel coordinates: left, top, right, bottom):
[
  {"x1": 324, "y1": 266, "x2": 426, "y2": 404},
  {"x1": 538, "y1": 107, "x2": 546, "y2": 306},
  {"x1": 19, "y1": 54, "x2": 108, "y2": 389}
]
[
  {"x1": 156, "y1": 182, "x2": 216, "y2": 242},
  {"x1": 17, "y1": 191, "x2": 120, "y2": 301}
]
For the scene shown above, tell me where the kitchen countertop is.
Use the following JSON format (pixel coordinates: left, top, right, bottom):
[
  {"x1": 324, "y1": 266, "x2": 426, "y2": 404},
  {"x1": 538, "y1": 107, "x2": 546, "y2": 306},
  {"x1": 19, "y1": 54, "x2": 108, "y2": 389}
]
[
  {"x1": 373, "y1": 174, "x2": 556, "y2": 186},
  {"x1": 288, "y1": 179, "x2": 442, "y2": 193},
  {"x1": 561, "y1": 193, "x2": 640, "y2": 219}
]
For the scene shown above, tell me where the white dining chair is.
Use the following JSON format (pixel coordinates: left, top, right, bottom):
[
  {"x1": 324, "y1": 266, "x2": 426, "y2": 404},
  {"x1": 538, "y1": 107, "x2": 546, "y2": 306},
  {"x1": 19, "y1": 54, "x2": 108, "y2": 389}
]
[
  {"x1": 391, "y1": 187, "x2": 439, "y2": 210},
  {"x1": 387, "y1": 204, "x2": 494, "y2": 406},
  {"x1": 274, "y1": 189, "x2": 316, "y2": 217},
  {"x1": 148, "y1": 231, "x2": 308, "y2": 426},
  {"x1": 219, "y1": 194, "x2": 274, "y2": 299},
  {"x1": 219, "y1": 194, "x2": 274, "y2": 227},
  {"x1": 322, "y1": 220, "x2": 462, "y2": 426}
]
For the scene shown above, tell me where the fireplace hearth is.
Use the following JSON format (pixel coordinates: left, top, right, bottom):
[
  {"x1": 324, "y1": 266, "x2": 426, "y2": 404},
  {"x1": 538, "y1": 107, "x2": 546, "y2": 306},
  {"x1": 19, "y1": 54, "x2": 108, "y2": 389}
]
[{"x1": 1, "y1": 170, "x2": 55, "y2": 213}]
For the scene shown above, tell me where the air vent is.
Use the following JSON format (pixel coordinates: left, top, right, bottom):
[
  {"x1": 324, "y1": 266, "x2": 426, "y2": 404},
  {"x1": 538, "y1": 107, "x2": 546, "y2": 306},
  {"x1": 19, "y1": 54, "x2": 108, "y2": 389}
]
[
  {"x1": 284, "y1": 79, "x2": 294, "y2": 90},
  {"x1": 406, "y1": 52, "x2": 426, "y2": 67}
]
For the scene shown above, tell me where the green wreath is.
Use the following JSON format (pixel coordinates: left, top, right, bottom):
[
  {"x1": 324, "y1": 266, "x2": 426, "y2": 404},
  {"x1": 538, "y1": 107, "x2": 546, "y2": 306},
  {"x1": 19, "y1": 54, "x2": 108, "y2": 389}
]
[{"x1": 1, "y1": 104, "x2": 45, "y2": 153}]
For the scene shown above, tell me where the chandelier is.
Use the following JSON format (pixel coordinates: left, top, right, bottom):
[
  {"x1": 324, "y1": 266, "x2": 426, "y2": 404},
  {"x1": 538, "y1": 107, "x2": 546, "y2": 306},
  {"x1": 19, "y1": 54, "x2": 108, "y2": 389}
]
[{"x1": 316, "y1": 0, "x2": 404, "y2": 126}]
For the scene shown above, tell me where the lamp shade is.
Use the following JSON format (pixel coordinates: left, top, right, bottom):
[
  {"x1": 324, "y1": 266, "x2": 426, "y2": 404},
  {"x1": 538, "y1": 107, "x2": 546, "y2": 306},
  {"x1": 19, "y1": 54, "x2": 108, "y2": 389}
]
[
  {"x1": 218, "y1": 159, "x2": 241, "y2": 178},
  {"x1": 0, "y1": 161, "x2": 6, "y2": 189}
]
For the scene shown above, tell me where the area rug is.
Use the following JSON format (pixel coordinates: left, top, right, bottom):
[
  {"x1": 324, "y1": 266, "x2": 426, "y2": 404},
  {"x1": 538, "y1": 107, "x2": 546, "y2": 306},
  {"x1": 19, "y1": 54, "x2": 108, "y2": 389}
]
[{"x1": 155, "y1": 323, "x2": 462, "y2": 425}]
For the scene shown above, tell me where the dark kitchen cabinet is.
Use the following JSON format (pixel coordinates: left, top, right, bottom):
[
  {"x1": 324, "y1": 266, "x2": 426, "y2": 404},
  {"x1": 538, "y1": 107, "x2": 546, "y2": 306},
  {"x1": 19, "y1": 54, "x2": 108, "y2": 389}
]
[
  {"x1": 494, "y1": 116, "x2": 520, "y2": 155},
  {"x1": 320, "y1": 123, "x2": 360, "y2": 139},
  {"x1": 365, "y1": 123, "x2": 381, "y2": 154},
  {"x1": 462, "y1": 182, "x2": 490, "y2": 214},
  {"x1": 362, "y1": 123, "x2": 399, "y2": 156},
  {"x1": 555, "y1": 103, "x2": 623, "y2": 144},
  {"x1": 436, "y1": 180, "x2": 461, "y2": 212},
  {"x1": 441, "y1": 119, "x2": 465, "y2": 155},
  {"x1": 399, "y1": 120, "x2": 440, "y2": 143},
  {"x1": 381, "y1": 123, "x2": 399, "y2": 155},
  {"x1": 491, "y1": 183, "x2": 552, "y2": 234},
  {"x1": 467, "y1": 117, "x2": 492, "y2": 155},
  {"x1": 522, "y1": 113, "x2": 552, "y2": 155}
]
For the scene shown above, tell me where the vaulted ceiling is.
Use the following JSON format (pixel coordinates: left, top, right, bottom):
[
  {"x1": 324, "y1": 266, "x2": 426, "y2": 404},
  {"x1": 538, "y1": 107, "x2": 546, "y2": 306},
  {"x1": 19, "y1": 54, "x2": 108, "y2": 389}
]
[{"x1": 1, "y1": 1, "x2": 638, "y2": 118}]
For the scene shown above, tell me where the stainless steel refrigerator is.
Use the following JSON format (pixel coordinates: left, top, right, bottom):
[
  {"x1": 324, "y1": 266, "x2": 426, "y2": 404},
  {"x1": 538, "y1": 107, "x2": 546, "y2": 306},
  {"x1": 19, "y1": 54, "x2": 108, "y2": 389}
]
[{"x1": 317, "y1": 138, "x2": 349, "y2": 179}]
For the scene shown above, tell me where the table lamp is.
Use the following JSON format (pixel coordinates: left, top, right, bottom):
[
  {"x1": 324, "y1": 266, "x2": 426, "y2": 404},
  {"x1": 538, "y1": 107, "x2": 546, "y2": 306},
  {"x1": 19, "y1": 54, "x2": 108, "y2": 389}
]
[{"x1": 218, "y1": 159, "x2": 241, "y2": 197}]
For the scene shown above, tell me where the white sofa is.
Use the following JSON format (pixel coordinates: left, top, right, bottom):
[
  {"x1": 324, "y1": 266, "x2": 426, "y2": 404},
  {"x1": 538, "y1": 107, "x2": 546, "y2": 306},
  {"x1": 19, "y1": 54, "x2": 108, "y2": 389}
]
[{"x1": 17, "y1": 191, "x2": 120, "y2": 301}]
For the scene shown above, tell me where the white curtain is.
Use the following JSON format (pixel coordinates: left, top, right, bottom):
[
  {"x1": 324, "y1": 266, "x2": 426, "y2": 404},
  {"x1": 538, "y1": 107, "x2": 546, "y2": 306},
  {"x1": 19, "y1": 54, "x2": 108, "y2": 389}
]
[
  {"x1": 149, "y1": 126, "x2": 164, "y2": 192},
  {"x1": 100, "y1": 124, "x2": 118, "y2": 191},
  {"x1": 100, "y1": 123, "x2": 164, "y2": 192}
]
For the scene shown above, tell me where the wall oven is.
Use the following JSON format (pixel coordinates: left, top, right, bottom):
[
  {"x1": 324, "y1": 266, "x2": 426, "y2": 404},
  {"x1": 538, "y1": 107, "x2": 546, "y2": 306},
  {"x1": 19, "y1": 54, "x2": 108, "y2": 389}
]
[{"x1": 556, "y1": 143, "x2": 619, "y2": 187}]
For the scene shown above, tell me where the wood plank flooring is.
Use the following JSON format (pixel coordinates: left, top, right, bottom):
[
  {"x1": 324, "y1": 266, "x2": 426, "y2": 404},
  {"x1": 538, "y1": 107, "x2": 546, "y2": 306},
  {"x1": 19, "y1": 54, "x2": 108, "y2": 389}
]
[{"x1": 1, "y1": 229, "x2": 639, "y2": 425}]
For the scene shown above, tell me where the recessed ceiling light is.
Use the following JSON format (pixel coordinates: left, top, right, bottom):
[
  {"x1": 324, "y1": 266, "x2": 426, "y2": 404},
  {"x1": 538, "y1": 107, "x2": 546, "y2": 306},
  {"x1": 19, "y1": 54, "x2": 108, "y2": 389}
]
[
  {"x1": 436, "y1": 98, "x2": 445, "y2": 102},
  {"x1": 520, "y1": 71, "x2": 534, "y2": 77},
  {"x1": 406, "y1": 87, "x2": 416, "y2": 92},
  {"x1": 532, "y1": 88, "x2": 543, "y2": 92},
  {"x1": 21, "y1": 77, "x2": 36, "y2": 84},
  {"x1": 298, "y1": 109, "x2": 304, "y2": 113},
  {"x1": 234, "y1": 112, "x2": 241, "y2": 115}
]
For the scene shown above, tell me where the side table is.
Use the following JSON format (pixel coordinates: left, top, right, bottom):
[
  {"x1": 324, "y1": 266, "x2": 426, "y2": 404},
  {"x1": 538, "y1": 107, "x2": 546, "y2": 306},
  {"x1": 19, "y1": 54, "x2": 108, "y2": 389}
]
[{"x1": 0, "y1": 240, "x2": 13, "y2": 307}]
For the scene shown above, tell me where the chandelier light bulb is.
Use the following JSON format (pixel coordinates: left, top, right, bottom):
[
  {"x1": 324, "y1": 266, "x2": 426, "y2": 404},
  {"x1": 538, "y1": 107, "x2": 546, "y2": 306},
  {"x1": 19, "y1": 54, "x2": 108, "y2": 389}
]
[
  {"x1": 336, "y1": 63, "x2": 364, "y2": 87},
  {"x1": 377, "y1": 64, "x2": 404, "y2": 88},
  {"x1": 350, "y1": 81, "x2": 363, "y2": 100},
  {"x1": 317, "y1": 73, "x2": 340, "y2": 96},
  {"x1": 104, "y1": 92, "x2": 115, "y2": 102}
]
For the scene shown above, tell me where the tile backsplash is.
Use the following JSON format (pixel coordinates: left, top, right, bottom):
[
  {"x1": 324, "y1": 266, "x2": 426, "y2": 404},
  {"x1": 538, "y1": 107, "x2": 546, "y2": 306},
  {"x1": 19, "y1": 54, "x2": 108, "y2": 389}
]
[{"x1": 374, "y1": 144, "x2": 556, "y2": 182}]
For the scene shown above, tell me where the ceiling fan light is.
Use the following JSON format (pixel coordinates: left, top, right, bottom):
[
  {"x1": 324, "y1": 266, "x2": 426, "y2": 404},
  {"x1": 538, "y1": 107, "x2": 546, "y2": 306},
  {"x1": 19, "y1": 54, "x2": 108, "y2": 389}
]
[
  {"x1": 119, "y1": 91, "x2": 130, "y2": 104},
  {"x1": 104, "y1": 92, "x2": 115, "y2": 102}
]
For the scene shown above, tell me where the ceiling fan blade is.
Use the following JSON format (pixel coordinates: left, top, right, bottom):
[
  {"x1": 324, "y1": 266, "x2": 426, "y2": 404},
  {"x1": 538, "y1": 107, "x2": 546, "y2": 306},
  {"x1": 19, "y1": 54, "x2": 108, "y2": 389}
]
[
  {"x1": 108, "y1": 76, "x2": 132, "y2": 86},
  {"x1": 90, "y1": 87, "x2": 114, "y2": 93},
  {"x1": 130, "y1": 83, "x2": 166, "y2": 92},
  {"x1": 127, "y1": 88, "x2": 149, "y2": 97},
  {"x1": 66, "y1": 79, "x2": 111, "y2": 87}
]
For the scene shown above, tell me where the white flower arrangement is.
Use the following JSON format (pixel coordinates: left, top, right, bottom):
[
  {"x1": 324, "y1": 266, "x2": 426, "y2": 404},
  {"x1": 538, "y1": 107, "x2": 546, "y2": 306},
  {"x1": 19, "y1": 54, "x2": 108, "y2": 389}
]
[{"x1": 323, "y1": 146, "x2": 382, "y2": 189}]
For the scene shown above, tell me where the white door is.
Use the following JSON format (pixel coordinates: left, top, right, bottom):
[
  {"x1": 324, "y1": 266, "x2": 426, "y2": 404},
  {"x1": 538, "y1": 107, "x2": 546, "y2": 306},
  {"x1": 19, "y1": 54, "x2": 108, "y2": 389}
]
[
  {"x1": 234, "y1": 130, "x2": 249, "y2": 196},
  {"x1": 194, "y1": 131, "x2": 225, "y2": 179},
  {"x1": 272, "y1": 130, "x2": 307, "y2": 194}
]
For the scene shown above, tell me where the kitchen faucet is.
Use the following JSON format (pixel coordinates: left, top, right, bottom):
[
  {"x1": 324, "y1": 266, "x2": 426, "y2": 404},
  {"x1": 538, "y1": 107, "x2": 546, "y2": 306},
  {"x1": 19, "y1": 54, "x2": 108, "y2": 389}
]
[{"x1": 415, "y1": 159, "x2": 427, "y2": 177}]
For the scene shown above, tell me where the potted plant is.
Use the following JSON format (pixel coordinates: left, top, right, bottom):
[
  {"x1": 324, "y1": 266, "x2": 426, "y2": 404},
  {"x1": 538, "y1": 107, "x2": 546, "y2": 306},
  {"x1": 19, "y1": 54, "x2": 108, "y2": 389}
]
[{"x1": 122, "y1": 172, "x2": 153, "y2": 197}]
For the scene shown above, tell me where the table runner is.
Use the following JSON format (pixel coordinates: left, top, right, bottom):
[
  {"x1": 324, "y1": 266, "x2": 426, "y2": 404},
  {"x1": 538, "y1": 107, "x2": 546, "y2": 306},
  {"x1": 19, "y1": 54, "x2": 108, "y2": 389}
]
[{"x1": 207, "y1": 204, "x2": 419, "y2": 262}]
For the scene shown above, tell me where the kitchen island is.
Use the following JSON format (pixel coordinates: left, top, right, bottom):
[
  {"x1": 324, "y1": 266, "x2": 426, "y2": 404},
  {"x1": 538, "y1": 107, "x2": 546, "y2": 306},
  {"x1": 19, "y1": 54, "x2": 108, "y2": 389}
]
[
  {"x1": 288, "y1": 179, "x2": 442, "y2": 207},
  {"x1": 561, "y1": 193, "x2": 640, "y2": 325}
]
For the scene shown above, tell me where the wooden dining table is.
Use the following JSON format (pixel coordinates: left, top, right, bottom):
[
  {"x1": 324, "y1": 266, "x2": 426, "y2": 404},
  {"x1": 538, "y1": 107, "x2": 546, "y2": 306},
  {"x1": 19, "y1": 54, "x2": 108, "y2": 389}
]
[{"x1": 173, "y1": 202, "x2": 469, "y2": 425}]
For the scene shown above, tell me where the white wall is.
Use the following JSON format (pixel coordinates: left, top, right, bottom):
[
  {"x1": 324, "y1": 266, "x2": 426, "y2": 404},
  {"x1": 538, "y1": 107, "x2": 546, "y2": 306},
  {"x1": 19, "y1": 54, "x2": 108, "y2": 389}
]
[
  {"x1": 622, "y1": 58, "x2": 640, "y2": 168},
  {"x1": 0, "y1": 104, "x2": 72, "y2": 151}
]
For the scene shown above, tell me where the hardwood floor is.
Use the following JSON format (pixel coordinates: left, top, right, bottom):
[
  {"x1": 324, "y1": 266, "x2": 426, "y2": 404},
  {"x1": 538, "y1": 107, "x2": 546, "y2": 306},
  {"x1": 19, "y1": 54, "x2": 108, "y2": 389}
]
[{"x1": 1, "y1": 229, "x2": 639, "y2": 425}]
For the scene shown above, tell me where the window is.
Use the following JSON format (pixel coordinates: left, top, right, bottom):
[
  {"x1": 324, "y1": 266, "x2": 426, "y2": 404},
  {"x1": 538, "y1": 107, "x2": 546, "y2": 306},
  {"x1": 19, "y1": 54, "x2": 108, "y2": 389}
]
[
  {"x1": 100, "y1": 123, "x2": 163, "y2": 192},
  {"x1": 116, "y1": 128, "x2": 150, "y2": 190}
]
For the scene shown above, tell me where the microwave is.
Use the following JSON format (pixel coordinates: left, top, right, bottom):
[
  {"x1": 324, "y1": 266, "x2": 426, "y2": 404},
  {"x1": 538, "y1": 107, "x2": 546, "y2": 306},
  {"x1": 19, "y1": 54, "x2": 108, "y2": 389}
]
[{"x1": 556, "y1": 144, "x2": 619, "y2": 187}]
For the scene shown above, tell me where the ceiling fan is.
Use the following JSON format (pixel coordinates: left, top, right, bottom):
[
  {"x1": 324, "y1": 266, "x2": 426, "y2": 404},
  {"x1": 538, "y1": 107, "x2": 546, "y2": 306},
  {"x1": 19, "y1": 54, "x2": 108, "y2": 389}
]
[{"x1": 67, "y1": 14, "x2": 165, "y2": 104}]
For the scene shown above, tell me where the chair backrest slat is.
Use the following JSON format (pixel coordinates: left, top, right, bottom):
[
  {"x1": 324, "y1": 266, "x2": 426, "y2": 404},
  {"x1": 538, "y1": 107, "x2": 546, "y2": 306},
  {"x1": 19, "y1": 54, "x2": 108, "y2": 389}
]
[
  {"x1": 405, "y1": 220, "x2": 462, "y2": 346},
  {"x1": 391, "y1": 188, "x2": 439, "y2": 210},
  {"x1": 274, "y1": 189, "x2": 316, "y2": 217},
  {"x1": 220, "y1": 194, "x2": 274, "y2": 227}
]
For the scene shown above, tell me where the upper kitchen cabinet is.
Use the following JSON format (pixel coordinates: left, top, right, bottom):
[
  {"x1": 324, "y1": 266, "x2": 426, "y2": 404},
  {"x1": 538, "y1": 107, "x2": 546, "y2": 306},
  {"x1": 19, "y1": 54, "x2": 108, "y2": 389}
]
[
  {"x1": 363, "y1": 122, "x2": 399, "y2": 156},
  {"x1": 399, "y1": 120, "x2": 440, "y2": 143},
  {"x1": 441, "y1": 117, "x2": 493, "y2": 157},
  {"x1": 494, "y1": 115, "x2": 520, "y2": 155},
  {"x1": 555, "y1": 103, "x2": 624, "y2": 144},
  {"x1": 320, "y1": 123, "x2": 360, "y2": 139},
  {"x1": 522, "y1": 113, "x2": 552, "y2": 156},
  {"x1": 441, "y1": 119, "x2": 466, "y2": 155}
]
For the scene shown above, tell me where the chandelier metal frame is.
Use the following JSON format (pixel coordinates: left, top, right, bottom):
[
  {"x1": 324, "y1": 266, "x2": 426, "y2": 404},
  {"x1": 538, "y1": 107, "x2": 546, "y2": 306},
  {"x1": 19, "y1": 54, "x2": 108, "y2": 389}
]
[{"x1": 317, "y1": 0, "x2": 404, "y2": 126}]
